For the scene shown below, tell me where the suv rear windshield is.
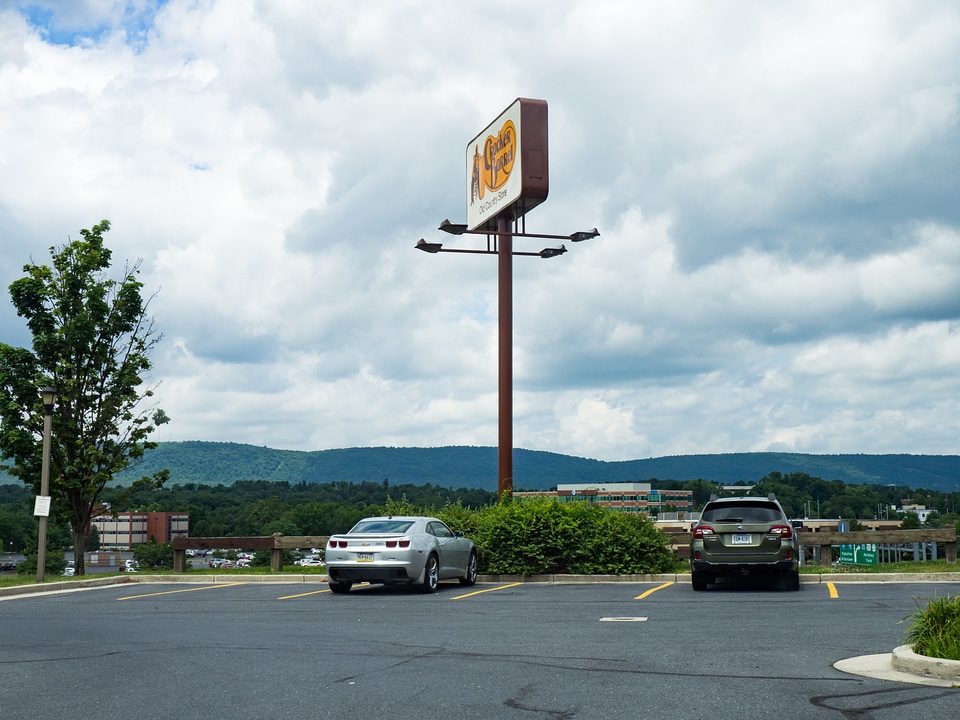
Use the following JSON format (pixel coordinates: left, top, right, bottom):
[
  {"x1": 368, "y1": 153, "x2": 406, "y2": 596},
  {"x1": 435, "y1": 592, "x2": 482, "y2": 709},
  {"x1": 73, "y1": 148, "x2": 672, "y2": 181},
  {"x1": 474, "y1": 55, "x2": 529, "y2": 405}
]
[{"x1": 701, "y1": 501, "x2": 782, "y2": 523}]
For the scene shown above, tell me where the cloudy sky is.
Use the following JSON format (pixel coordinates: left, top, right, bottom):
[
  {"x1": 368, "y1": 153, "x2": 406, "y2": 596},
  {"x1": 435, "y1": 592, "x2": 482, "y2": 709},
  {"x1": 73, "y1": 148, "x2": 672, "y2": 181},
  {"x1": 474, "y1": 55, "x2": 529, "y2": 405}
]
[{"x1": 1, "y1": 1, "x2": 959, "y2": 463}]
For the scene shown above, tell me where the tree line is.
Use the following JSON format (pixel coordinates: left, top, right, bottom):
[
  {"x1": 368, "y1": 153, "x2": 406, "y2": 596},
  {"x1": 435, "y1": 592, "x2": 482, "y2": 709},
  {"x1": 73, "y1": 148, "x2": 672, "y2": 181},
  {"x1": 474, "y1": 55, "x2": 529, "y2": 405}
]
[
  {"x1": 3, "y1": 472, "x2": 958, "y2": 559},
  {"x1": 654, "y1": 472, "x2": 960, "y2": 527}
]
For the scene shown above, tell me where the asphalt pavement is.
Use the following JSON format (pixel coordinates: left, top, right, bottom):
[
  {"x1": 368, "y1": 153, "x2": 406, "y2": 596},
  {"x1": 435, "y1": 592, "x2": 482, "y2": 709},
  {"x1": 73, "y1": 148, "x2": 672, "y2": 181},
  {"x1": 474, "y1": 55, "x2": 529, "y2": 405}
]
[{"x1": 1, "y1": 576, "x2": 957, "y2": 719}]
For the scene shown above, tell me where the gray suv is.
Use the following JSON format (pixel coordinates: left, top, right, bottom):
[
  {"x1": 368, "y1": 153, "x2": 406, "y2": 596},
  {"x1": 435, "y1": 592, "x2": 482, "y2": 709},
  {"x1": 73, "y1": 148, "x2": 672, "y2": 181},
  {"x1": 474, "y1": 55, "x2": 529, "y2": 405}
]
[{"x1": 690, "y1": 494, "x2": 799, "y2": 591}]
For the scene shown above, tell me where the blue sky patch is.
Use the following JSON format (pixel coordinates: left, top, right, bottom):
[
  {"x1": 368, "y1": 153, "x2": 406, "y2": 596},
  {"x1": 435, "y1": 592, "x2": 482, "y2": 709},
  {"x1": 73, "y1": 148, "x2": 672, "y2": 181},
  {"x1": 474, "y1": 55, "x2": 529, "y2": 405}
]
[{"x1": 15, "y1": 1, "x2": 169, "y2": 50}]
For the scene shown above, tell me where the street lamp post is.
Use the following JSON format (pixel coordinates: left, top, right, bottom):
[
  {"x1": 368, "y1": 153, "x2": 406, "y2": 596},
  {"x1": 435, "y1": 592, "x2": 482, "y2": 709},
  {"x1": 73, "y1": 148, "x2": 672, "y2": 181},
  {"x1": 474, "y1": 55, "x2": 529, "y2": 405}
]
[
  {"x1": 36, "y1": 385, "x2": 57, "y2": 583},
  {"x1": 418, "y1": 220, "x2": 598, "y2": 499}
]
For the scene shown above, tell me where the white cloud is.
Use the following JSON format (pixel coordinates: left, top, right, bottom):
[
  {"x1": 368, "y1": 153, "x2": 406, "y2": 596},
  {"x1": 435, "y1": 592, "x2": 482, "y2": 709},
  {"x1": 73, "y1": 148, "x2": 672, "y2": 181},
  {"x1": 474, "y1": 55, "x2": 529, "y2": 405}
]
[{"x1": 1, "y1": 0, "x2": 959, "y2": 471}]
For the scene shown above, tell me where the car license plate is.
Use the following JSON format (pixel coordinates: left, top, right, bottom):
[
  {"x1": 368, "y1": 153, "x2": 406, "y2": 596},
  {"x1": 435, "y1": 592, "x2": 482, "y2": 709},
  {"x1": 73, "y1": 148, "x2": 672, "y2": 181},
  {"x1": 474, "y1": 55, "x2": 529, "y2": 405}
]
[
  {"x1": 356, "y1": 552, "x2": 374, "y2": 562},
  {"x1": 732, "y1": 534, "x2": 752, "y2": 545}
]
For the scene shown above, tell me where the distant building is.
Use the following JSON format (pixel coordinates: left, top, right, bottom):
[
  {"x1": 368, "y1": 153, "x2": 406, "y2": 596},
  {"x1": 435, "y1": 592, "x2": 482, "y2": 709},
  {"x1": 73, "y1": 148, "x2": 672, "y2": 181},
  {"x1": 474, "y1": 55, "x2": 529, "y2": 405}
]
[
  {"x1": 900, "y1": 504, "x2": 933, "y2": 523},
  {"x1": 514, "y1": 482, "x2": 694, "y2": 518},
  {"x1": 91, "y1": 509, "x2": 189, "y2": 550}
]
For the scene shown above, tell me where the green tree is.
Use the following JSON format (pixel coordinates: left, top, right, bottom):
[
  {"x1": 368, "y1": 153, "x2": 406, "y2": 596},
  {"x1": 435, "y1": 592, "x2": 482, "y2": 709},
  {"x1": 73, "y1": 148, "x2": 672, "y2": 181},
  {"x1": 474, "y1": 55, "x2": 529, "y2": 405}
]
[
  {"x1": 0, "y1": 221, "x2": 170, "y2": 576},
  {"x1": 86, "y1": 524, "x2": 101, "y2": 552},
  {"x1": 900, "y1": 511, "x2": 922, "y2": 530}
]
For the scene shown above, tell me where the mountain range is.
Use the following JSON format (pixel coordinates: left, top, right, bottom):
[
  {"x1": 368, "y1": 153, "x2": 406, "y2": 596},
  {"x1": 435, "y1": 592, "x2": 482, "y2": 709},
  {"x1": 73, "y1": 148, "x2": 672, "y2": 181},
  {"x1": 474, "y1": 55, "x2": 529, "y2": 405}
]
[
  {"x1": 67, "y1": 442, "x2": 960, "y2": 493},
  {"x1": 5, "y1": 441, "x2": 959, "y2": 493}
]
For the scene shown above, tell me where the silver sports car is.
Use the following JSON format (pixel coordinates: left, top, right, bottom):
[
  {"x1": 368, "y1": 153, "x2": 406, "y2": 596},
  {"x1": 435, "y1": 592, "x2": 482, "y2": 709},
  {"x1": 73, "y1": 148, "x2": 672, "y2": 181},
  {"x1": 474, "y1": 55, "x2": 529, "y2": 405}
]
[{"x1": 325, "y1": 516, "x2": 478, "y2": 594}]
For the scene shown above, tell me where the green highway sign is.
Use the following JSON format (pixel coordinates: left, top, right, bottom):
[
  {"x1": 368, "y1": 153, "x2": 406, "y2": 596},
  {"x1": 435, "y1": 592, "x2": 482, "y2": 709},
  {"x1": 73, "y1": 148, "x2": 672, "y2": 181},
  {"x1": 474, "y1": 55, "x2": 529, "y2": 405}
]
[{"x1": 839, "y1": 543, "x2": 879, "y2": 565}]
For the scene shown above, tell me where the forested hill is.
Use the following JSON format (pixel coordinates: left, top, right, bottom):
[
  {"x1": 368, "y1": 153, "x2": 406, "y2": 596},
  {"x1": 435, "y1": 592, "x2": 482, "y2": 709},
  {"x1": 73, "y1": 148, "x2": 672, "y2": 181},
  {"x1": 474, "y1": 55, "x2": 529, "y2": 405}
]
[{"x1": 72, "y1": 442, "x2": 960, "y2": 492}]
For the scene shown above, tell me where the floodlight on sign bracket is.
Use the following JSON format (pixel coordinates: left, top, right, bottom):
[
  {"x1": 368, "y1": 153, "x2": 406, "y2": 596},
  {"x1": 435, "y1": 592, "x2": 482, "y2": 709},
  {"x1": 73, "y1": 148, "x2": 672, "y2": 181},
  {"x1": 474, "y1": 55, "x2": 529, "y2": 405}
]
[{"x1": 417, "y1": 219, "x2": 596, "y2": 259}]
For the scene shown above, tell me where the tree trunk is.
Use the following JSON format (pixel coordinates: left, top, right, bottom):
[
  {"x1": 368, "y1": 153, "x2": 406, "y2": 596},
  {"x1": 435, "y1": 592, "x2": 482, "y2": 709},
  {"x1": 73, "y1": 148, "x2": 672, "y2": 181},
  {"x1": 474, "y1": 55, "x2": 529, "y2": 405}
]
[{"x1": 72, "y1": 527, "x2": 88, "y2": 576}]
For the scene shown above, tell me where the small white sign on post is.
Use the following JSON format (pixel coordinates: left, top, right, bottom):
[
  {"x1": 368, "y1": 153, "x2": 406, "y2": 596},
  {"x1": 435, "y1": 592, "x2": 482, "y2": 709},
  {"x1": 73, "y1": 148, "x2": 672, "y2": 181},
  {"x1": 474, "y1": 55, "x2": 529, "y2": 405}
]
[{"x1": 34, "y1": 495, "x2": 51, "y2": 517}]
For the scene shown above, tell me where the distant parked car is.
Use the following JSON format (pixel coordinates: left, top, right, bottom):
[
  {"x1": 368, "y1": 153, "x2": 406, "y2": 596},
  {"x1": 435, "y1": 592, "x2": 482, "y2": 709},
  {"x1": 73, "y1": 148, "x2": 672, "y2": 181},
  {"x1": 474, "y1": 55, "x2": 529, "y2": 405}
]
[
  {"x1": 297, "y1": 558, "x2": 324, "y2": 567},
  {"x1": 326, "y1": 516, "x2": 478, "y2": 594}
]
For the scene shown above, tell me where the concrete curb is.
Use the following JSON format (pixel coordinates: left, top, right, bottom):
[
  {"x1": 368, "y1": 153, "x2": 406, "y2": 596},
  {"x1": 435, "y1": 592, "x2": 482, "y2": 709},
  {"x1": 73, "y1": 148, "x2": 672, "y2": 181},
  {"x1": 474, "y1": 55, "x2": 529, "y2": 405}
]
[
  {"x1": 804, "y1": 572, "x2": 960, "y2": 583},
  {"x1": 891, "y1": 644, "x2": 960, "y2": 682},
  {"x1": 0, "y1": 575, "x2": 131, "y2": 598},
  {"x1": 834, "y1": 652, "x2": 960, "y2": 688},
  {"x1": 0, "y1": 573, "x2": 326, "y2": 598},
  {"x1": 478, "y1": 573, "x2": 680, "y2": 584}
]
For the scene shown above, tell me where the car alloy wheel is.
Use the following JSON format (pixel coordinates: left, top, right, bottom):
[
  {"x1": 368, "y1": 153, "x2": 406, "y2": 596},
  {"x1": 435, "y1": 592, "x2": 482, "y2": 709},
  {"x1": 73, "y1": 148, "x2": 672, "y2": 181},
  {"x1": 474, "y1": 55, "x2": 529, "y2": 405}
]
[
  {"x1": 420, "y1": 554, "x2": 439, "y2": 593},
  {"x1": 460, "y1": 551, "x2": 478, "y2": 586}
]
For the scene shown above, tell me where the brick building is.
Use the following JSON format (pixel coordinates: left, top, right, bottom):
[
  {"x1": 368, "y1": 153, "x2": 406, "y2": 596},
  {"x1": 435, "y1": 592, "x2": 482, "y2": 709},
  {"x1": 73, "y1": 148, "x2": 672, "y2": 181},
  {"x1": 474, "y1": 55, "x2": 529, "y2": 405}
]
[{"x1": 91, "y1": 510, "x2": 189, "y2": 550}]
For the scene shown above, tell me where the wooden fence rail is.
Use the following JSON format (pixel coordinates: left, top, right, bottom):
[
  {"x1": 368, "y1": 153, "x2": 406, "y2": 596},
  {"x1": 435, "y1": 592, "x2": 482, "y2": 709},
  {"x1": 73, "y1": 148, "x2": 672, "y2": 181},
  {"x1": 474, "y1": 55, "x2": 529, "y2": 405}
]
[
  {"x1": 664, "y1": 526, "x2": 956, "y2": 565},
  {"x1": 793, "y1": 527, "x2": 956, "y2": 565},
  {"x1": 173, "y1": 527, "x2": 956, "y2": 572},
  {"x1": 172, "y1": 535, "x2": 329, "y2": 573}
]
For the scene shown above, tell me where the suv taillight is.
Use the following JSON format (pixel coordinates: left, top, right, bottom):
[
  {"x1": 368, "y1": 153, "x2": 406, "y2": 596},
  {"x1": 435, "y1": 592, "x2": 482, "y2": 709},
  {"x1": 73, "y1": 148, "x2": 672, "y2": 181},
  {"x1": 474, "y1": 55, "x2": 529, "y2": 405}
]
[
  {"x1": 768, "y1": 525, "x2": 793, "y2": 538},
  {"x1": 692, "y1": 525, "x2": 715, "y2": 539}
]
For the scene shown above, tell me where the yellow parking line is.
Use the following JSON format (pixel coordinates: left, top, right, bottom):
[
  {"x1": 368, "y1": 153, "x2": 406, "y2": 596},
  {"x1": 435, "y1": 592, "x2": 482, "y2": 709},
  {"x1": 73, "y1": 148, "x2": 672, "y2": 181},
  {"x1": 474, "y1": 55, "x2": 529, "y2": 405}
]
[
  {"x1": 451, "y1": 582, "x2": 523, "y2": 600},
  {"x1": 279, "y1": 588, "x2": 331, "y2": 599},
  {"x1": 117, "y1": 583, "x2": 245, "y2": 600},
  {"x1": 827, "y1": 581, "x2": 839, "y2": 599},
  {"x1": 634, "y1": 581, "x2": 674, "y2": 600}
]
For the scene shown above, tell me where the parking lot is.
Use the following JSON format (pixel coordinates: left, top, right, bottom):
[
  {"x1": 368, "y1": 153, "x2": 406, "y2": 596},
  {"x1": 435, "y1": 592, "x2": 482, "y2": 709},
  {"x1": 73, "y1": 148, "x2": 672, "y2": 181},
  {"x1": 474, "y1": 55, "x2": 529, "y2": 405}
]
[{"x1": 1, "y1": 578, "x2": 957, "y2": 719}]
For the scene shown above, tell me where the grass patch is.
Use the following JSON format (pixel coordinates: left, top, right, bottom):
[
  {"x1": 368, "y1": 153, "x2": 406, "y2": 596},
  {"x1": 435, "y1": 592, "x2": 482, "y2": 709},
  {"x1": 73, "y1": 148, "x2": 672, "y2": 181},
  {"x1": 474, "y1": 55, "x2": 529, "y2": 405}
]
[
  {"x1": 904, "y1": 593, "x2": 960, "y2": 661},
  {"x1": 802, "y1": 560, "x2": 960, "y2": 574}
]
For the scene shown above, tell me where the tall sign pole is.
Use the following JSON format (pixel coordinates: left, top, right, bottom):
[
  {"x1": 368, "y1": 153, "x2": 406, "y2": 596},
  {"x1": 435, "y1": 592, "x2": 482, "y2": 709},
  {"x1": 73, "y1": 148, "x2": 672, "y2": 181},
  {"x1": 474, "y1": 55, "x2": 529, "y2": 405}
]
[
  {"x1": 419, "y1": 99, "x2": 599, "y2": 500},
  {"x1": 497, "y1": 215, "x2": 513, "y2": 497},
  {"x1": 467, "y1": 99, "x2": 549, "y2": 500}
]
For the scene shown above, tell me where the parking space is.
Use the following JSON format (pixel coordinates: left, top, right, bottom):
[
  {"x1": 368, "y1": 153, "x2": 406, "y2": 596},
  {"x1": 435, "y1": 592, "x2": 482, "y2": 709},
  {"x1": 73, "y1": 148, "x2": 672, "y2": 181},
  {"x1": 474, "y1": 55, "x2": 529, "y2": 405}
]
[
  {"x1": 65, "y1": 575, "x2": 949, "y2": 606},
  {"x1": 1, "y1": 579, "x2": 957, "y2": 719}
]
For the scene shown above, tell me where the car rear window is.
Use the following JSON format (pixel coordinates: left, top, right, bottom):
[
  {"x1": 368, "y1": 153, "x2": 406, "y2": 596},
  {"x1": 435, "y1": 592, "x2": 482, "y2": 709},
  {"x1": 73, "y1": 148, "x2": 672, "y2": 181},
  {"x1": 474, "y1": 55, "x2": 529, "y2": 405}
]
[
  {"x1": 349, "y1": 520, "x2": 415, "y2": 534},
  {"x1": 701, "y1": 502, "x2": 782, "y2": 523}
]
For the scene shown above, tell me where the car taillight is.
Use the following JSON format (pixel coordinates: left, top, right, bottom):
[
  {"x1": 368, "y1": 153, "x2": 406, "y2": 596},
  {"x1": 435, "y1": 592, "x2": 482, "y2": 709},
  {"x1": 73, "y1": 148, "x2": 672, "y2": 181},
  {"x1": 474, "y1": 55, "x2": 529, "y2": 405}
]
[
  {"x1": 692, "y1": 525, "x2": 714, "y2": 539},
  {"x1": 385, "y1": 539, "x2": 411, "y2": 549},
  {"x1": 328, "y1": 540, "x2": 348, "y2": 548},
  {"x1": 399, "y1": 539, "x2": 410, "y2": 548},
  {"x1": 769, "y1": 525, "x2": 793, "y2": 538}
]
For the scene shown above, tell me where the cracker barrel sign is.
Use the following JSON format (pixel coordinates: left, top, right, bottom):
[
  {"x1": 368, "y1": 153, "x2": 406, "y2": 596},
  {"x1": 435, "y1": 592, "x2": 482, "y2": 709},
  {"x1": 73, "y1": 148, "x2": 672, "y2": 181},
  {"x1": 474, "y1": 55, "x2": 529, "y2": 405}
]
[{"x1": 466, "y1": 98, "x2": 549, "y2": 232}]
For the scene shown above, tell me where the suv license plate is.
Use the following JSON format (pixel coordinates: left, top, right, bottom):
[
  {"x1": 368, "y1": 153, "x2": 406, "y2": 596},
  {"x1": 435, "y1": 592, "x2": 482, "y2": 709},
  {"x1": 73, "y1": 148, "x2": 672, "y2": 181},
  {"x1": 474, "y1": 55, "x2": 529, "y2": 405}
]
[
  {"x1": 356, "y1": 552, "x2": 374, "y2": 562},
  {"x1": 731, "y1": 534, "x2": 752, "y2": 545}
]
